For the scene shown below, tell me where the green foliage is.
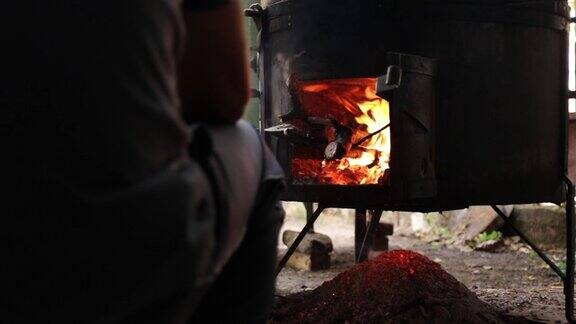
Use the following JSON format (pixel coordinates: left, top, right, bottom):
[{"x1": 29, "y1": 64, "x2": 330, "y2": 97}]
[
  {"x1": 475, "y1": 231, "x2": 503, "y2": 244},
  {"x1": 555, "y1": 255, "x2": 576, "y2": 274},
  {"x1": 423, "y1": 213, "x2": 455, "y2": 244},
  {"x1": 557, "y1": 259, "x2": 568, "y2": 273}
]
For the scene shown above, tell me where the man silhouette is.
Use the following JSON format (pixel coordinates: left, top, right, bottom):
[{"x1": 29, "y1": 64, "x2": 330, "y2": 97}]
[{"x1": 1, "y1": 1, "x2": 284, "y2": 323}]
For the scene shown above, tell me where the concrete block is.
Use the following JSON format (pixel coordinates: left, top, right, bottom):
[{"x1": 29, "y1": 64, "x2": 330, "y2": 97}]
[
  {"x1": 372, "y1": 236, "x2": 389, "y2": 251},
  {"x1": 282, "y1": 230, "x2": 333, "y2": 255},
  {"x1": 286, "y1": 251, "x2": 331, "y2": 271},
  {"x1": 449, "y1": 206, "x2": 510, "y2": 245},
  {"x1": 510, "y1": 204, "x2": 566, "y2": 248}
]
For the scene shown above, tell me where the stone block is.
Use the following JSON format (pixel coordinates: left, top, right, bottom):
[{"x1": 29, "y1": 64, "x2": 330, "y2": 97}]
[
  {"x1": 282, "y1": 230, "x2": 333, "y2": 255},
  {"x1": 510, "y1": 204, "x2": 566, "y2": 248},
  {"x1": 286, "y1": 251, "x2": 331, "y2": 271},
  {"x1": 372, "y1": 236, "x2": 389, "y2": 251},
  {"x1": 449, "y1": 206, "x2": 510, "y2": 245}
]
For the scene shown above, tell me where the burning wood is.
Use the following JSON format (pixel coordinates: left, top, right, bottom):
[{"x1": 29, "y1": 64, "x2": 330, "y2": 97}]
[
  {"x1": 289, "y1": 78, "x2": 392, "y2": 185},
  {"x1": 324, "y1": 121, "x2": 352, "y2": 160}
]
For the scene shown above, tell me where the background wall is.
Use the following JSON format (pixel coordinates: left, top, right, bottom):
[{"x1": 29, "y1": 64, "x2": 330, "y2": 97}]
[{"x1": 242, "y1": 0, "x2": 261, "y2": 126}]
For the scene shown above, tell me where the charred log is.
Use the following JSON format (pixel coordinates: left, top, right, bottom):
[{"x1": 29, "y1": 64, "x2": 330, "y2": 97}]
[{"x1": 324, "y1": 121, "x2": 352, "y2": 160}]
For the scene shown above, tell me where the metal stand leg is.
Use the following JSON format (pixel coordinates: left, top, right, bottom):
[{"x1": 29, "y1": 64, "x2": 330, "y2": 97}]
[
  {"x1": 491, "y1": 175, "x2": 575, "y2": 323},
  {"x1": 304, "y1": 202, "x2": 316, "y2": 233},
  {"x1": 276, "y1": 204, "x2": 326, "y2": 276},
  {"x1": 356, "y1": 210, "x2": 384, "y2": 263},
  {"x1": 564, "y1": 175, "x2": 575, "y2": 323},
  {"x1": 491, "y1": 205, "x2": 565, "y2": 278},
  {"x1": 355, "y1": 209, "x2": 367, "y2": 262}
]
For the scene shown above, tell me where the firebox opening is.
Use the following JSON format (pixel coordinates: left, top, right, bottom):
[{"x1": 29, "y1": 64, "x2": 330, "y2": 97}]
[{"x1": 290, "y1": 78, "x2": 392, "y2": 185}]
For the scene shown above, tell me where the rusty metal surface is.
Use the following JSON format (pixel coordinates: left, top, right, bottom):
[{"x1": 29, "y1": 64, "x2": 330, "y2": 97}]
[{"x1": 258, "y1": 0, "x2": 569, "y2": 210}]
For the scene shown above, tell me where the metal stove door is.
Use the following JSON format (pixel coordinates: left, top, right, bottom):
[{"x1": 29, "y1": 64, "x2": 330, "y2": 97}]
[{"x1": 377, "y1": 52, "x2": 437, "y2": 201}]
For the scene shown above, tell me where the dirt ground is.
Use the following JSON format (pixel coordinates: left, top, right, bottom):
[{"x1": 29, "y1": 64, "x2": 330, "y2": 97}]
[{"x1": 276, "y1": 205, "x2": 569, "y2": 323}]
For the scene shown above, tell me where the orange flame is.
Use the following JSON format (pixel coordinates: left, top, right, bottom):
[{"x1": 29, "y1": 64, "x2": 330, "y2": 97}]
[{"x1": 293, "y1": 78, "x2": 391, "y2": 185}]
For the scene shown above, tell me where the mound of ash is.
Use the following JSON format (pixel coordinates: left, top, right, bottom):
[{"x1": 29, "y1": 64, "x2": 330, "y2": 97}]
[{"x1": 271, "y1": 250, "x2": 507, "y2": 324}]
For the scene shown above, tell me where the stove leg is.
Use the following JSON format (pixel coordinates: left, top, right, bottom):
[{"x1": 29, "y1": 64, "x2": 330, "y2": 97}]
[
  {"x1": 304, "y1": 202, "x2": 315, "y2": 233},
  {"x1": 356, "y1": 210, "x2": 384, "y2": 263},
  {"x1": 492, "y1": 177, "x2": 576, "y2": 324},
  {"x1": 564, "y1": 175, "x2": 575, "y2": 323},
  {"x1": 492, "y1": 205, "x2": 564, "y2": 277},
  {"x1": 276, "y1": 204, "x2": 325, "y2": 276},
  {"x1": 355, "y1": 209, "x2": 368, "y2": 262}
]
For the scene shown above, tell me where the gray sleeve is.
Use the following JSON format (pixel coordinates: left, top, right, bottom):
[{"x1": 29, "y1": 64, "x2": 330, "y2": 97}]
[{"x1": 183, "y1": 0, "x2": 230, "y2": 11}]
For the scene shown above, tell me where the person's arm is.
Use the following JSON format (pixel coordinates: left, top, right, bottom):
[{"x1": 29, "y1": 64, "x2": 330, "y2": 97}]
[{"x1": 179, "y1": 0, "x2": 250, "y2": 124}]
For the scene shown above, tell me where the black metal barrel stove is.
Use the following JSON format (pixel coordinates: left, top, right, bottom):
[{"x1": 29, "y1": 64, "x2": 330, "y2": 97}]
[{"x1": 245, "y1": 0, "x2": 576, "y2": 320}]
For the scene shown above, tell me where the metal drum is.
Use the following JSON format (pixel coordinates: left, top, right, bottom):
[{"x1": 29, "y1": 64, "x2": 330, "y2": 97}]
[{"x1": 254, "y1": 0, "x2": 570, "y2": 210}]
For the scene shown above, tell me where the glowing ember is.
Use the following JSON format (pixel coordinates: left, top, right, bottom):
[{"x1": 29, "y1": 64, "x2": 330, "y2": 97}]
[
  {"x1": 270, "y1": 250, "x2": 504, "y2": 323},
  {"x1": 292, "y1": 78, "x2": 391, "y2": 185}
]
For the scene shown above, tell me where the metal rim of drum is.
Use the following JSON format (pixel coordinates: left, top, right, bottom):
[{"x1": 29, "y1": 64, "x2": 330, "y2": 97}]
[{"x1": 263, "y1": 0, "x2": 570, "y2": 32}]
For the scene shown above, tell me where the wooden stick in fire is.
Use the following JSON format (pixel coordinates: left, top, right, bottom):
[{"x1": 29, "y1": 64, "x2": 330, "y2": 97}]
[{"x1": 351, "y1": 123, "x2": 390, "y2": 148}]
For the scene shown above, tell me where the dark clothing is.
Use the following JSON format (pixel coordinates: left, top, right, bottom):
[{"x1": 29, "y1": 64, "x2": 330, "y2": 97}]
[
  {"x1": 3, "y1": 0, "x2": 228, "y2": 191},
  {"x1": 1, "y1": 0, "x2": 284, "y2": 323},
  {"x1": 1, "y1": 139, "x2": 217, "y2": 322},
  {"x1": 122, "y1": 126, "x2": 285, "y2": 323},
  {"x1": 1, "y1": 122, "x2": 284, "y2": 323},
  {"x1": 4, "y1": 1, "x2": 185, "y2": 191},
  {"x1": 122, "y1": 198, "x2": 284, "y2": 324},
  {"x1": 190, "y1": 192, "x2": 284, "y2": 324}
]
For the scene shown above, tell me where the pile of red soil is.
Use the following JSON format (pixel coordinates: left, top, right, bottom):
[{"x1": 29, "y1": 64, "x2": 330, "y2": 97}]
[{"x1": 271, "y1": 250, "x2": 507, "y2": 323}]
